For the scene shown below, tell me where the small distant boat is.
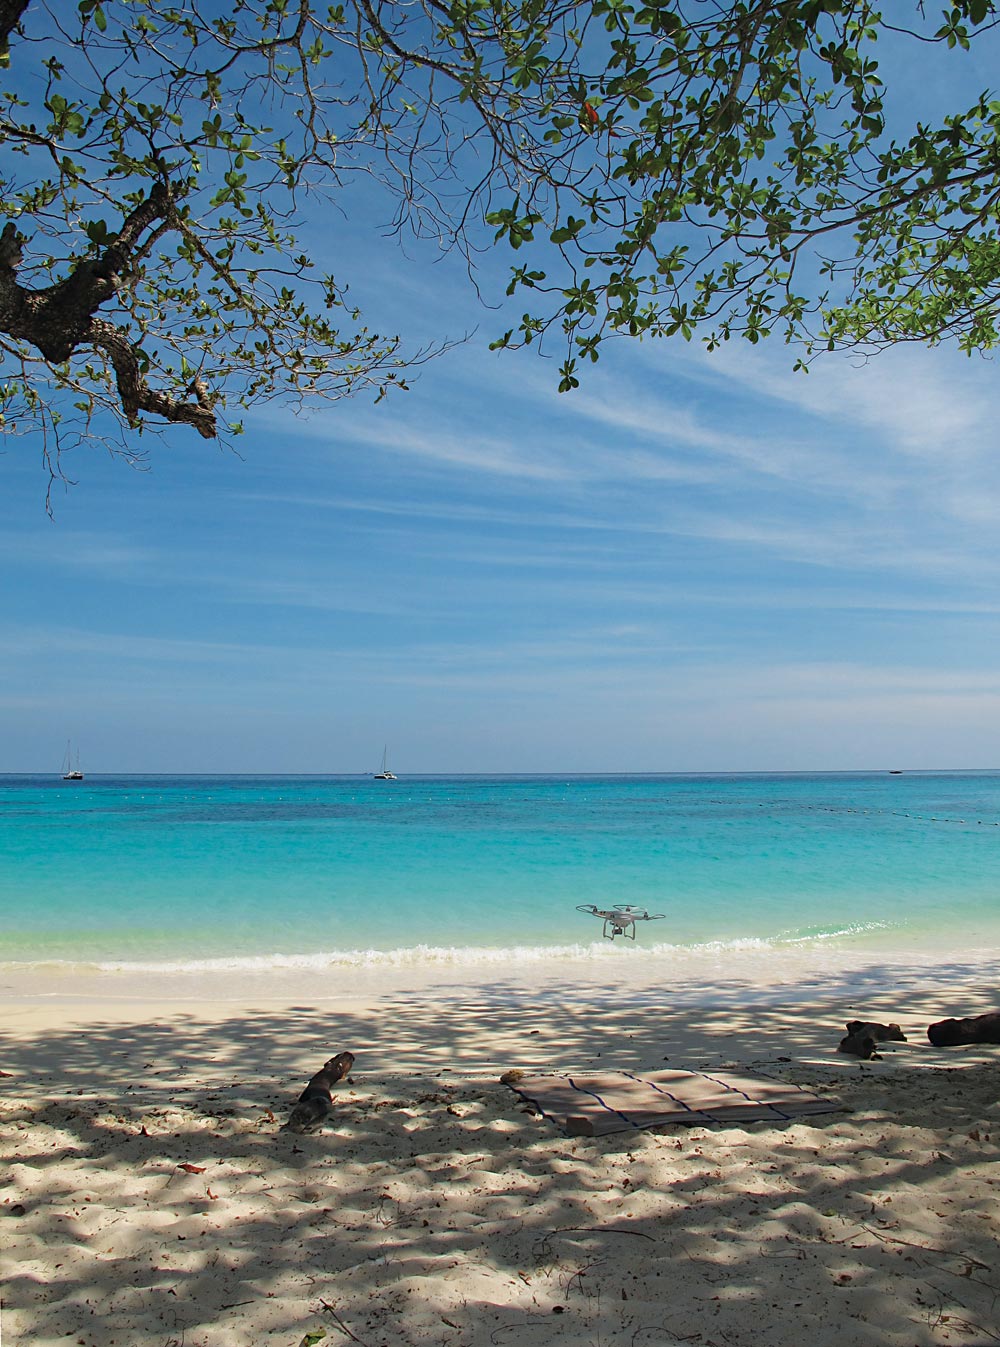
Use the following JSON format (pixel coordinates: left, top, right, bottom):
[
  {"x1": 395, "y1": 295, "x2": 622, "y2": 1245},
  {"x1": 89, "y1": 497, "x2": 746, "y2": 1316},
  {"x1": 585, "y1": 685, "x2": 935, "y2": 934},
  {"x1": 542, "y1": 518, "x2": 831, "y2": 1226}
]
[
  {"x1": 373, "y1": 746, "x2": 396, "y2": 780},
  {"x1": 62, "y1": 740, "x2": 84, "y2": 780},
  {"x1": 889, "y1": 770, "x2": 903, "y2": 775}
]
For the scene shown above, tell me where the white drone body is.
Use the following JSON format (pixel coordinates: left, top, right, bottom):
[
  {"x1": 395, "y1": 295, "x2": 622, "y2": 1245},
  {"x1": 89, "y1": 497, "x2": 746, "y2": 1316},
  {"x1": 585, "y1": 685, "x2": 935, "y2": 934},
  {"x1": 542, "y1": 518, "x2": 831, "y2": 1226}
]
[{"x1": 576, "y1": 903, "x2": 666, "y2": 941}]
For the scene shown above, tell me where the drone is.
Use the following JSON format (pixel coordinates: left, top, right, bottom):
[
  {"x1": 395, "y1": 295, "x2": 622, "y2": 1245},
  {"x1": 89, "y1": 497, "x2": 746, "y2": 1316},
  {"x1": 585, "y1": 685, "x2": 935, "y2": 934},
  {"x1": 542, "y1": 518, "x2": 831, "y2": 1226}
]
[{"x1": 576, "y1": 903, "x2": 667, "y2": 941}]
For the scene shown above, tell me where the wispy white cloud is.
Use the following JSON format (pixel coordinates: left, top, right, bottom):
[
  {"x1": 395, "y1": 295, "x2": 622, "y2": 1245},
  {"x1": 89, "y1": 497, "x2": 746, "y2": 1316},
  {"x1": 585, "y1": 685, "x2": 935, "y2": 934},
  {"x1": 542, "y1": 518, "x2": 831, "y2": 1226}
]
[
  {"x1": 506, "y1": 359, "x2": 903, "y2": 505},
  {"x1": 673, "y1": 660, "x2": 1000, "y2": 702},
  {"x1": 649, "y1": 505, "x2": 997, "y2": 581},
  {"x1": 0, "y1": 530, "x2": 160, "y2": 573},
  {"x1": 234, "y1": 490, "x2": 649, "y2": 535},
  {"x1": 208, "y1": 573, "x2": 432, "y2": 617},
  {"x1": 0, "y1": 626, "x2": 285, "y2": 666},
  {"x1": 253, "y1": 409, "x2": 576, "y2": 481},
  {"x1": 691, "y1": 343, "x2": 997, "y2": 461}
]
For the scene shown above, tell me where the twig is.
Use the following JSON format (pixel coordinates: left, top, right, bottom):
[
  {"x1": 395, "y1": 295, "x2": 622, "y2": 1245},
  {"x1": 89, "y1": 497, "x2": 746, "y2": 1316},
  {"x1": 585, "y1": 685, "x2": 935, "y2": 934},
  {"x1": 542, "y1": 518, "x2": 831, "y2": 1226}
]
[
  {"x1": 564, "y1": 1258, "x2": 606, "y2": 1298},
  {"x1": 548, "y1": 1224, "x2": 657, "y2": 1242},
  {"x1": 859, "y1": 1225, "x2": 989, "y2": 1270},
  {"x1": 318, "y1": 1299, "x2": 372, "y2": 1347},
  {"x1": 937, "y1": 1315, "x2": 1000, "y2": 1344}
]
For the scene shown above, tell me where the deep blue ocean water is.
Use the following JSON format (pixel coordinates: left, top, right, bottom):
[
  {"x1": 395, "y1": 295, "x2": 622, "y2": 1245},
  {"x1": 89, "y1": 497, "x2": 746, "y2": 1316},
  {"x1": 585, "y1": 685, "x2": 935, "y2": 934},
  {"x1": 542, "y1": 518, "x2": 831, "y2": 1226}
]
[{"x1": 1, "y1": 773, "x2": 998, "y2": 970}]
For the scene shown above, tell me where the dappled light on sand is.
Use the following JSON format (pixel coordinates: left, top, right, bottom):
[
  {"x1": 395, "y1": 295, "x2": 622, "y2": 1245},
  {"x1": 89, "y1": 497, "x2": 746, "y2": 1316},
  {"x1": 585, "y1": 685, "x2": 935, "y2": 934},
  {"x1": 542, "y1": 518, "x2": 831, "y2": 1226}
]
[{"x1": 3, "y1": 963, "x2": 1000, "y2": 1347}]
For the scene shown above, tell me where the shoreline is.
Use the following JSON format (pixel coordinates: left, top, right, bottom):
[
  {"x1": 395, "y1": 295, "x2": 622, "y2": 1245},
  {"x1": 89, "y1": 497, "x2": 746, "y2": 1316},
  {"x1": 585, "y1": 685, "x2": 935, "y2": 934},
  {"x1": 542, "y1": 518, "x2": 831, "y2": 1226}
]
[
  {"x1": 4, "y1": 933, "x2": 1000, "y2": 1011},
  {"x1": 4, "y1": 942, "x2": 1000, "y2": 1076}
]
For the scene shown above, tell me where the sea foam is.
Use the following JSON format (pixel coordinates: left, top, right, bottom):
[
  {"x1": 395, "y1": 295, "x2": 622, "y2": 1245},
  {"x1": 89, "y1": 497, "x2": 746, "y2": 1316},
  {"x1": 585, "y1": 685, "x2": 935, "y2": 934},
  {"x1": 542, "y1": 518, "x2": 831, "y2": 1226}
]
[{"x1": 0, "y1": 922, "x2": 898, "y2": 975}]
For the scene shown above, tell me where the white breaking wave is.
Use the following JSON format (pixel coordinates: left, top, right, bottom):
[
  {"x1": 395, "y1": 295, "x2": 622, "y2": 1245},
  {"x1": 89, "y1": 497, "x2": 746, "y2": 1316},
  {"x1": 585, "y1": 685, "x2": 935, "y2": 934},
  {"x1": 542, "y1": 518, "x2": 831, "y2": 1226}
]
[{"x1": 0, "y1": 922, "x2": 897, "y2": 975}]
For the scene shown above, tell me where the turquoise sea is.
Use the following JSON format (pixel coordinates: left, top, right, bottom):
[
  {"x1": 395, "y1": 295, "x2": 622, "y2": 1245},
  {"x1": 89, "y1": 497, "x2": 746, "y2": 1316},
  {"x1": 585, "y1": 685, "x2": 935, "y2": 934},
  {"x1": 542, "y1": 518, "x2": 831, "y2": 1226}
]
[{"x1": 1, "y1": 773, "x2": 998, "y2": 971}]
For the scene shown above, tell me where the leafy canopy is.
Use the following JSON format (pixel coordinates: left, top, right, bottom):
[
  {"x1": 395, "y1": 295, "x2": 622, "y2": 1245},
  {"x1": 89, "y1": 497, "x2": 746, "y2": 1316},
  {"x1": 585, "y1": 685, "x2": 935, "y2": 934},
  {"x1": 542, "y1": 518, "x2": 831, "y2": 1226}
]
[{"x1": 1, "y1": 0, "x2": 998, "y2": 468}]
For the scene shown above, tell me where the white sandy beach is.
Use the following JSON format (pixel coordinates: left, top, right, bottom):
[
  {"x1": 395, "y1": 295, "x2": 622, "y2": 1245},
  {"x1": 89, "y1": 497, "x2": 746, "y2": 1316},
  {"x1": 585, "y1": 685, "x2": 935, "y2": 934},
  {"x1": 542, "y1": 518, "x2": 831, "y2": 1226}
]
[{"x1": 3, "y1": 950, "x2": 1000, "y2": 1347}]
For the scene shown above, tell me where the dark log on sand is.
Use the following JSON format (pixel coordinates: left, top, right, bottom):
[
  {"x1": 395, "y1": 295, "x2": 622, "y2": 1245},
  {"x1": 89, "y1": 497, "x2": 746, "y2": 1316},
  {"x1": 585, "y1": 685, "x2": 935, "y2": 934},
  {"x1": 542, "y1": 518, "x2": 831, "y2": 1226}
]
[
  {"x1": 282, "y1": 1051, "x2": 354, "y2": 1133},
  {"x1": 838, "y1": 1021, "x2": 906, "y2": 1060},
  {"x1": 928, "y1": 1013, "x2": 1000, "y2": 1048},
  {"x1": 838, "y1": 1029, "x2": 878, "y2": 1059},
  {"x1": 846, "y1": 1021, "x2": 906, "y2": 1042}
]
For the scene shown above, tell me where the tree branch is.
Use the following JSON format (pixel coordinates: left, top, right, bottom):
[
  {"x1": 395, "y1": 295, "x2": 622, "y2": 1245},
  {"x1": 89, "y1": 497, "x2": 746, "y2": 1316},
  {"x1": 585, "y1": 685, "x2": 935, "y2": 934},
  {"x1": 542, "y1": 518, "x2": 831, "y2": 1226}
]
[
  {"x1": 88, "y1": 316, "x2": 217, "y2": 438},
  {"x1": 0, "y1": 183, "x2": 174, "y2": 358},
  {"x1": 0, "y1": 181, "x2": 218, "y2": 436}
]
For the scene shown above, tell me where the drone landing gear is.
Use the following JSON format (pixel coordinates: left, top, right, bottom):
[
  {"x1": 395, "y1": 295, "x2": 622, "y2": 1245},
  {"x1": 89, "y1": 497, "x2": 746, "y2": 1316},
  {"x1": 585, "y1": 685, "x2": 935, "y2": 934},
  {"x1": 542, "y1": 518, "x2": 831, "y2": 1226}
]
[{"x1": 576, "y1": 903, "x2": 666, "y2": 941}]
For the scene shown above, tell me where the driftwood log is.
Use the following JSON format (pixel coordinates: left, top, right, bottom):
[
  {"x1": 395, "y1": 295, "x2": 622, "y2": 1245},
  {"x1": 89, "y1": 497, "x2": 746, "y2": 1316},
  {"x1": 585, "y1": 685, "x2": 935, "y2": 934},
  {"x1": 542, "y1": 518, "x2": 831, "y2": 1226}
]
[
  {"x1": 838, "y1": 1021, "x2": 906, "y2": 1060},
  {"x1": 282, "y1": 1051, "x2": 354, "y2": 1133},
  {"x1": 927, "y1": 1013, "x2": 1000, "y2": 1048}
]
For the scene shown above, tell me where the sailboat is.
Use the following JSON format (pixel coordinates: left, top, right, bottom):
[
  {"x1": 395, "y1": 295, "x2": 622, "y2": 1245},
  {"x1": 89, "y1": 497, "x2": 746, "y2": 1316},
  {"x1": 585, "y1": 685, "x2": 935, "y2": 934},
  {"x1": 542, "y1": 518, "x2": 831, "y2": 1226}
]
[
  {"x1": 62, "y1": 739, "x2": 84, "y2": 780},
  {"x1": 373, "y1": 746, "x2": 397, "y2": 780}
]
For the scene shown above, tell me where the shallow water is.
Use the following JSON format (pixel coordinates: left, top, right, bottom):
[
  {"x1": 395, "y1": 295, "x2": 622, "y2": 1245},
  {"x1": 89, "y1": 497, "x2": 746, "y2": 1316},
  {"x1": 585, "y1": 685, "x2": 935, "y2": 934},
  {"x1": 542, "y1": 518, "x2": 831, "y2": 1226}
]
[{"x1": 2, "y1": 772, "x2": 998, "y2": 970}]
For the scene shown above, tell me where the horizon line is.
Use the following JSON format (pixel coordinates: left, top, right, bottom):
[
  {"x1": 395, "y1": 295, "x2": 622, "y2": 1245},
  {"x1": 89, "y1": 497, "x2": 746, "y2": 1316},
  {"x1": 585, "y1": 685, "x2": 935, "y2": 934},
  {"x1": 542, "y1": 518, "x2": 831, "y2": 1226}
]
[{"x1": 2, "y1": 768, "x2": 998, "y2": 779}]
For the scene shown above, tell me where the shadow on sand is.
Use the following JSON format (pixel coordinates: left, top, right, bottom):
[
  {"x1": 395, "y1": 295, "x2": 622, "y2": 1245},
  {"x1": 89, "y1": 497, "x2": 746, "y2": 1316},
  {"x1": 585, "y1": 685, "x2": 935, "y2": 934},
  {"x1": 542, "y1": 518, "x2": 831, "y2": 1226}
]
[{"x1": 3, "y1": 957, "x2": 1000, "y2": 1347}]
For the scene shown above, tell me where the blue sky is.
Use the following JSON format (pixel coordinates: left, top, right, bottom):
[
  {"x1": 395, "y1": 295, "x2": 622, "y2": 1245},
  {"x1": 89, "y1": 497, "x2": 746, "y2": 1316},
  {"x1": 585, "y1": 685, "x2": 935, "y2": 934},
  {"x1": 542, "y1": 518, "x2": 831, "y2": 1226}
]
[
  {"x1": 5, "y1": 308, "x2": 1000, "y2": 772},
  {"x1": 4, "y1": 21, "x2": 1000, "y2": 773}
]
